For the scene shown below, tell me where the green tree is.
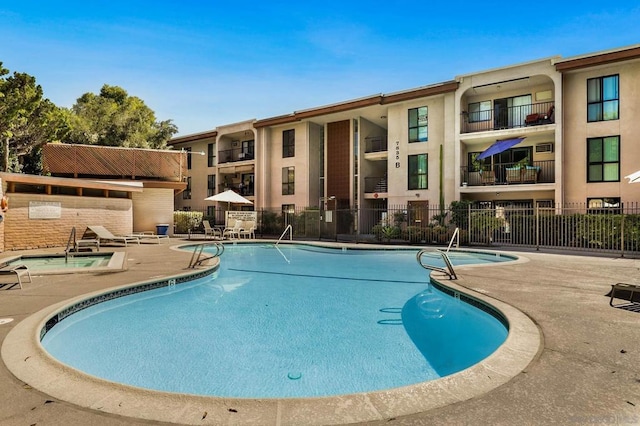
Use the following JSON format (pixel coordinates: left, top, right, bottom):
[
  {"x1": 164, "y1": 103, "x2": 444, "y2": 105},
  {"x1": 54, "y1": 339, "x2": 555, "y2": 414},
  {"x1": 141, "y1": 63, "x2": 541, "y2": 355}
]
[
  {"x1": 0, "y1": 62, "x2": 67, "y2": 172},
  {"x1": 65, "y1": 84, "x2": 177, "y2": 148}
]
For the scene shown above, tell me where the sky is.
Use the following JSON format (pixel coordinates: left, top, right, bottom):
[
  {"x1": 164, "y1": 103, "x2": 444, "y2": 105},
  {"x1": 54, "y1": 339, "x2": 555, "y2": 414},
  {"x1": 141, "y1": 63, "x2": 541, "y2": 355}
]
[{"x1": 2, "y1": 2, "x2": 640, "y2": 136}]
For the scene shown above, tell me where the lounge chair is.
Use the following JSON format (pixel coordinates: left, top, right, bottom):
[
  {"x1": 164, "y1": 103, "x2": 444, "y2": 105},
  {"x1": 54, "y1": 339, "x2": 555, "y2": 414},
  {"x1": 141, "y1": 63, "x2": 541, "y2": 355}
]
[
  {"x1": 202, "y1": 220, "x2": 222, "y2": 239},
  {"x1": 609, "y1": 282, "x2": 640, "y2": 307},
  {"x1": 128, "y1": 231, "x2": 170, "y2": 244},
  {"x1": 239, "y1": 220, "x2": 256, "y2": 239},
  {"x1": 85, "y1": 225, "x2": 140, "y2": 246},
  {"x1": 0, "y1": 264, "x2": 32, "y2": 289}
]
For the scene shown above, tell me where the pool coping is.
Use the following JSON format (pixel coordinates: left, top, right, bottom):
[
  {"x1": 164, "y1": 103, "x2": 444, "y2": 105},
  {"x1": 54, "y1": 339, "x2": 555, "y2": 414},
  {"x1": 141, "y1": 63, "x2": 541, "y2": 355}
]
[
  {"x1": 0, "y1": 251, "x2": 128, "y2": 275},
  {"x1": 1, "y1": 244, "x2": 541, "y2": 425}
]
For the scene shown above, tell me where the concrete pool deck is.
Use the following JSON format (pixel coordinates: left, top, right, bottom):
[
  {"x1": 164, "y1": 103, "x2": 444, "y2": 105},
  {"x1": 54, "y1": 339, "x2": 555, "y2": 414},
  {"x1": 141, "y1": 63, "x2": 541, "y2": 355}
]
[{"x1": 0, "y1": 241, "x2": 639, "y2": 425}]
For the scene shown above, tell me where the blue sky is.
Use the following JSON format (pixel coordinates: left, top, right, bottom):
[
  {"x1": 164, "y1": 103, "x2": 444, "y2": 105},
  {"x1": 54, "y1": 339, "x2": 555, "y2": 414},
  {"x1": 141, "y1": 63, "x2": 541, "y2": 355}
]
[{"x1": 2, "y1": 2, "x2": 640, "y2": 136}]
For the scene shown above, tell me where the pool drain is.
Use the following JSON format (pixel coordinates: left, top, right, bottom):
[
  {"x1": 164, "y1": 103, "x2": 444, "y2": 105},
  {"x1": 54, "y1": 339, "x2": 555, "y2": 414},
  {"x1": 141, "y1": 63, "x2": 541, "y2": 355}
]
[{"x1": 287, "y1": 372, "x2": 302, "y2": 380}]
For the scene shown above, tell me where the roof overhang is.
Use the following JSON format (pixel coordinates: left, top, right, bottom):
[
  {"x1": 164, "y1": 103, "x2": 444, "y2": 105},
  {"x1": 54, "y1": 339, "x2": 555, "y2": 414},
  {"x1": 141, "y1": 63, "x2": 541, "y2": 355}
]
[
  {"x1": 253, "y1": 81, "x2": 458, "y2": 128},
  {"x1": 555, "y1": 45, "x2": 640, "y2": 72},
  {"x1": 0, "y1": 172, "x2": 144, "y2": 193},
  {"x1": 168, "y1": 130, "x2": 219, "y2": 146}
]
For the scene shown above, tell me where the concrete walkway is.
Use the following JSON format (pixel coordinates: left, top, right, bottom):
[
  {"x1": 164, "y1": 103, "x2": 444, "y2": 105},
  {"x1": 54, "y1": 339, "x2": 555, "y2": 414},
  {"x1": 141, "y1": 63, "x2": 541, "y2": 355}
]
[{"x1": 0, "y1": 241, "x2": 639, "y2": 425}]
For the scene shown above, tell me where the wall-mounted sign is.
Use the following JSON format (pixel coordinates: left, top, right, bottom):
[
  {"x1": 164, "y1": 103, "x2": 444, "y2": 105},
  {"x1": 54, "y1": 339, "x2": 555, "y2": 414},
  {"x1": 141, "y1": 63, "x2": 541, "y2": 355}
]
[
  {"x1": 29, "y1": 201, "x2": 62, "y2": 219},
  {"x1": 225, "y1": 210, "x2": 257, "y2": 226},
  {"x1": 395, "y1": 140, "x2": 401, "y2": 168}
]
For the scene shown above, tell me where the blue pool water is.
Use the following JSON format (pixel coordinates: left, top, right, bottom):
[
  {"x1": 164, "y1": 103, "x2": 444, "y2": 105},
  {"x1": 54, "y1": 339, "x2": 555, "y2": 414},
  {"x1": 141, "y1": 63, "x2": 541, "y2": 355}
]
[{"x1": 41, "y1": 244, "x2": 510, "y2": 398}]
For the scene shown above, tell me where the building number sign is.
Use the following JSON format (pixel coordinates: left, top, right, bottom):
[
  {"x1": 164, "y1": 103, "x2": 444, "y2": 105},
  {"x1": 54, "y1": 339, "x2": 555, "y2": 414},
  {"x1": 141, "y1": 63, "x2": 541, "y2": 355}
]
[{"x1": 395, "y1": 140, "x2": 400, "y2": 168}]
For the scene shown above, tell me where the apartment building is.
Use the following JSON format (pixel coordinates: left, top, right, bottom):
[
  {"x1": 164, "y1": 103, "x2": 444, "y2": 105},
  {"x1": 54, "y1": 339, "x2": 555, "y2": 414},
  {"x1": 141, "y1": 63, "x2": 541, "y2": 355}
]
[{"x1": 169, "y1": 43, "x2": 640, "y2": 232}]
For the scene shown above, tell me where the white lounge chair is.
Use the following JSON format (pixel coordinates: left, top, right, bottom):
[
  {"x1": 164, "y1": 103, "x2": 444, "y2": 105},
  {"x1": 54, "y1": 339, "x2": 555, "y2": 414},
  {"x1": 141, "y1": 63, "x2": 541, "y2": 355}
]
[
  {"x1": 86, "y1": 225, "x2": 140, "y2": 246},
  {"x1": 128, "y1": 231, "x2": 170, "y2": 244},
  {"x1": 202, "y1": 220, "x2": 222, "y2": 240},
  {"x1": 0, "y1": 264, "x2": 32, "y2": 289}
]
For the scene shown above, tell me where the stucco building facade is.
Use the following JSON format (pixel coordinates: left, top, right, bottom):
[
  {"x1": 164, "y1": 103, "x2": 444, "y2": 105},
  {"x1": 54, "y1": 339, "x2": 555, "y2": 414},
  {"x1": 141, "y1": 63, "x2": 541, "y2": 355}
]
[{"x1": 170, "y1": 44, "x2": 640, "y2": 232}]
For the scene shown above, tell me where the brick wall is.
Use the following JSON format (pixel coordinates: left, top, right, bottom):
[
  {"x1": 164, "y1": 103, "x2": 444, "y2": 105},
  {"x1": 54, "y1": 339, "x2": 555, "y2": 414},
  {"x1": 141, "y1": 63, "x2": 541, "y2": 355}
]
[{"x1": 2, "y1": 194, "x2": 133, "y2": 251}]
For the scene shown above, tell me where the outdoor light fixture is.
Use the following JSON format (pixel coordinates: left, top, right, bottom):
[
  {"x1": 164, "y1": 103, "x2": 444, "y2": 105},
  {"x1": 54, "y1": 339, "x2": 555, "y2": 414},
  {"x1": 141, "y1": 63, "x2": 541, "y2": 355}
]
[{"x1": 178, "y1": 149, "x2": 206, "y2": 182}]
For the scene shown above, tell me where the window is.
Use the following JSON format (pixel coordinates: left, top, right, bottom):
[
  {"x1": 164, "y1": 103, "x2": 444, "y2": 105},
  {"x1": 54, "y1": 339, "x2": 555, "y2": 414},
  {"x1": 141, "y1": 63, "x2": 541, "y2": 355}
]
[
  {"x1": 408, "y1": 154, "x2": 428, "y2": 190},
  {"x1": 183, "y1": 176, "x2": 191, "y2": 199},
  {"x1": 186, "y1": 147, "x2": 192, "y2": 169},
  {"x1": 207, "y1": 143, "x2": 215, "y2": 167},
  {"x1": 587, "y1": 75, "x2": 619, "y2": 122},
  {"x1": 282, "y1": 204, "x2": 296, "y2": 227},
  {"x1": 587, "y1": 136, "x2": 619, "y2": 182},
  {"x1": 242, "y1": 140, "x2": 254, "y2": 159},
  {"x1": 282, "y1": 166, "x2": 295, "y2": 195},
  {"x1": 408, "y1": 106, "x2": 428, "y2": 142},
  {"x1": 283, "y1": 129, "x2": 295, "y2": 158},
  {"x1": 240, "y1": 173, "x2": 254, "y2": 196},
  {"x1": 467, "y1": 101, "x2": 491, "y2": 123},
  {"x1": 206, "y1": 206, "x2": 216, "y2": 221},
  {"x1": 587, "y1": 197, "x2": 621, "y2": 214},
  {"x1": 468, "y1": 152, "x2": 491, "y2": 172},
  {"x1": 207, "y1": 174, "x2": 215, "y2": 197}
]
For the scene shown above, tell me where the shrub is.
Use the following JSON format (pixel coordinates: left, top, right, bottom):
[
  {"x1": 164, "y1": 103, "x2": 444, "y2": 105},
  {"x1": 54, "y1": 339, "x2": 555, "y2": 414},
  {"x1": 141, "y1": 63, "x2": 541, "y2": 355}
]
[
  {"x1": 174, "y1": 211, "x2": 203, "y2": 233},
  {"x1": 372, "y1": 225, "x2": 400, "y2": 242}
]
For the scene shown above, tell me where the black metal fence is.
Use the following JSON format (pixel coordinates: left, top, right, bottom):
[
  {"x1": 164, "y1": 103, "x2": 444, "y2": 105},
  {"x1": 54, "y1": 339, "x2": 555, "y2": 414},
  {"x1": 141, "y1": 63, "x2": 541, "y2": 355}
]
[{"x1": 175, "y1": 202, "x2": 640, "y2": 256}]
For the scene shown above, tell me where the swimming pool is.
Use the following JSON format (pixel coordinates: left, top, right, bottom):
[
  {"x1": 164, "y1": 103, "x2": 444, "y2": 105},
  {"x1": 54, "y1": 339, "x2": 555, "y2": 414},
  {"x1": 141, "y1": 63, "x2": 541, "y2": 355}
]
[
  {"x1": 2, "y1": 252, "x2": 126, "y2": 274},
  {"x1": 41, "y1": 244, "x2": 510, "y2": 398},
  {"x1": 3, "y1": 242, "x2": 541, "y2": 425}
]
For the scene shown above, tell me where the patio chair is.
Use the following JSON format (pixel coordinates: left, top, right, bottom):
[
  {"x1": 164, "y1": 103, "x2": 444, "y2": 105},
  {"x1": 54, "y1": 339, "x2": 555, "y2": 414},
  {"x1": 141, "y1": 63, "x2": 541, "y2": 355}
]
[
  {"x1": 525, "y1": 105, "x2": 555, "y2": 126},
  {"x1": 239, "y1": 220, "x2": 256, "y2": 239},
  {"x1": 85, "y1": 225, "x2": 140, "y2": 246},
  {"x1": 202, "y1": 220, "x2": 222, "y2": 239},
  {"x1": 222, "y1": 220, "x2": 243, "y2": 239}
]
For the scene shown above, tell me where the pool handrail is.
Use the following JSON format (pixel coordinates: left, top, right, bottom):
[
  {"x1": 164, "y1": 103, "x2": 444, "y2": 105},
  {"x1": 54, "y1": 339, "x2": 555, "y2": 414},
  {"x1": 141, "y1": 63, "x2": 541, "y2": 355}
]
[
  {"x1": 446, "y1": 227, "x2": 460, "y2": 252},
  {"x1": 416, "y1": 249, "x2": 457, "y2": 280},
  {"x1": 64, "y1": 227, "x2": 76, "y2": 263},
  {"x1": 276, "y1": 224, "x2": 293, "y2": 246},
  {"x1": 188, "y1": 242, "x2": 225, "y2": 269}
]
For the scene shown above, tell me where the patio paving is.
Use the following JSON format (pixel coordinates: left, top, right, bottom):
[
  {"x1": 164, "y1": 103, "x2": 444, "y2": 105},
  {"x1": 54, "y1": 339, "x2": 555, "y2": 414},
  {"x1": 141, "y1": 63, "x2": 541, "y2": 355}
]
[{"x1": 0, "y1": 241, "x2": 639, "y2": 425}]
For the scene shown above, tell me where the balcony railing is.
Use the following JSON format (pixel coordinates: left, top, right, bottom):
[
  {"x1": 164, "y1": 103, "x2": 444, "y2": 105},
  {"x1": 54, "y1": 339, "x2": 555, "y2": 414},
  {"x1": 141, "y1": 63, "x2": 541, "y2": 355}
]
[
  {"x1": 460, "y1": 160, "x2": 555, "y2": 187},
  {"x1": 218, "y1": 148, "x2": 254, "y2": 164},
  {"x1": 364, "y1": 136, "x2": 388, "y2": 153},
  {"x1": 364, "y1": 176, "x2": 388, "y2": 193},
  {"x1": 461, "y1": 101, "x2": 555, "y2": 133},
  {"x1": 218, "y1": 183, "x2": 254, "y2": 196}
]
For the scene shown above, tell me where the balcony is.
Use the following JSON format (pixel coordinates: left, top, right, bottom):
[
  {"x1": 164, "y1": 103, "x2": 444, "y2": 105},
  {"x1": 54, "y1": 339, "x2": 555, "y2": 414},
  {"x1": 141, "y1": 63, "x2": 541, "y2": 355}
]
[
  {"x1": 364, "y1": 136, "x2": 388, "y2": 153},
  {"x1": 460, "y1": 160, "x2": 555, "y2": 187},
  {"x1": 218, "y1": 183, "x2": 254, "y2": 197},
  {"x1": 461, "y1": 101, "x2": 554, "y2": 134},
  {"x1": 218, "y1": 148, "x2": 254, "y2": 164}
]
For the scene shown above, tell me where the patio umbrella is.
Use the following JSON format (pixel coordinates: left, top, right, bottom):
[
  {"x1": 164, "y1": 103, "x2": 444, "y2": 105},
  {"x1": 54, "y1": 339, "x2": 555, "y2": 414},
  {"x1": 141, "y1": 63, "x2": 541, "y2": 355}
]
[
  {"x1": 624, "y1": 170, "x2": 640, "y2": 183},
  {"x1": 204, "y1": 189, "x2": 253, "y2": 209},
  {"x1": 477, "y1": 137, "x2": 526, "y2": 160}
]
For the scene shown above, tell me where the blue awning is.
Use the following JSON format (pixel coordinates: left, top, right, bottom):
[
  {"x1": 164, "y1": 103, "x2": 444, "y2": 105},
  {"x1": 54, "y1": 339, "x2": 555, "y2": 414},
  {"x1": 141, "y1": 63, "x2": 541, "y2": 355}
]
[{"x1": 477, "y1": 137, "x2": 525, "y2": 160}]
